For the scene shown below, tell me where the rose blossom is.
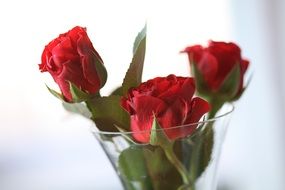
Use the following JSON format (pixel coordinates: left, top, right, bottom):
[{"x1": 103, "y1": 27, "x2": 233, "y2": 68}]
[
  {"x1": 183, "y1": 41, "x2": 249, "y2": 100},
  {"x1": 39, "y1": 26, "x2": 105, "y2": 102},
  {"x1": 121, "y1": 75, "x2": 210, "y2": 143}
]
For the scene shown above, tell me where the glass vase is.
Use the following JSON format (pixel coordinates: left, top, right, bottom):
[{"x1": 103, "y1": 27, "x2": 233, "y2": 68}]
[{"x1": 91, "y1": 104, "x2": 234, "y2": 190}]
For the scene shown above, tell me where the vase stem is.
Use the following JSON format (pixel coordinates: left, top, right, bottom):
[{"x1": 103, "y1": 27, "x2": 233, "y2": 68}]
[{"x1": 164, "y1": 145, "x2": 192, "y2": 187}]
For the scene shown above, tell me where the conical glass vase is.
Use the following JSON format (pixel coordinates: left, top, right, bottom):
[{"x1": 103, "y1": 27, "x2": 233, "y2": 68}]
[{"x1": 91, "y1": 104, "x2": 234, "y2": 190}]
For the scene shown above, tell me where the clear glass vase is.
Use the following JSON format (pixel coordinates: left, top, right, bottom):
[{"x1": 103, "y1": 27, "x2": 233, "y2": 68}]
[{"x1": 91, "y1": 104, "x2": 234, "y2": 190}]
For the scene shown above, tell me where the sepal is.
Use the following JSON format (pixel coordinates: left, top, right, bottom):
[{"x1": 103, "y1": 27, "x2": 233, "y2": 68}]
[
  {"x1": 218, "y1": 63, "x2": 241, "y2": 101},
  {"x1": 149, "y1": 117, "x2": 172, "y2": 147},
  {"x1": 69, "y1": 82, "x2": 92, "y2": 103},
  {"x1": 191, "y1": 62, "x2": 210, "y2": 98},
  {"x1": 46, "y1": 85, "x2": 65, "y2": 101},
  {"x1": 231, "y1": 72, "x2": 253, "y2": 101},
  {"x1": 90, "y1": 51, "x2": 108, "y2": 89}
]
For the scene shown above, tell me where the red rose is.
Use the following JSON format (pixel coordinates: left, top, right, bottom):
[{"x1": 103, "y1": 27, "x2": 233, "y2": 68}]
[
  {"x1": 39, "y1": 26, "x2": 106, "y2": 102},
  {"x1": 183, "y1": 41, "x2": 249, "y2": 100},
  {"x1": 121, "y1": 75, "x2": 210, "y2": 143}
]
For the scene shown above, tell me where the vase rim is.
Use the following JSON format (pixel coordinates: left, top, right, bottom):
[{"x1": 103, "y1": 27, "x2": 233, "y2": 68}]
[{"x1": 90, "y1": 103, "x2": 234, "y2": 135}]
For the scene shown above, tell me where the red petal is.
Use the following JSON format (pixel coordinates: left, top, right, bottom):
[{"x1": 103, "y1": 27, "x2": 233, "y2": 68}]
[
  {"x1": 131, "y1": 96, "x2": 167, "y2": 117},
  {"x1": 129, "y1": 96, "x2": 167, "y2": 143},
  {"x1": 158, "y1": 76, "x2": 195, "y2": 104},
  {"x1": 159, "y1": 97, "x2": 210, "y2": 140},
  {"x1": 241, "y1": 59, "x2": 249, "y2": 74},
  {"x1": 39, "y1": 47, "x2": 49, "y2": 72},
  {"x1": 77, "y1": 34, "x2": 101, "y2": 93},
  {"x1": 130, "y1": 115, "x2": 151, "y2": 143},
  {"x1": 197, "y1": 52, "x2": 219, "y2": 90},
  {"x1": 51, "y1": 38, "x2": 77, "y2": 67},
  {"x1": 158, "y1": 98, "x2": 190, "y2": 140},
  {"x1": 52, "y1": 64, "x2": 72, "y2": 102},
  {"x1": 185, "y1": 97, "x2": 210, "y2": 125},
  {"x1": 183, "y1": 45, "x2": 204, "y2": 63},
  {"x1": 176, "y1": 77, "x2": 196, "y2": 101},
  {"x1": 120, "y1": 97, "x2": 135, "y2": 115},
  {"x1": 207, "y1": 41, "x2": 242, "y2": 88}
]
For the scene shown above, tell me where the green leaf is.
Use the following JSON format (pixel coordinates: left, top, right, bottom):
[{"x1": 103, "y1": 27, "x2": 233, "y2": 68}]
[
  {"x1": 189, "y1": 122, "x2": 214, "y2": 181},
  {"x1": 46, "y1": 85, "x2": 65, "y2": 101},
  {"x1": 69, "y1": 82, "x2": 90, "y2": 103},
  {"x1": 144, "y1": 147, "x2": 172, "y2": 175},
  {"x1": 88, "y1": 95, "x2": 130, "y2": 131},
  {"x1": 110, "y1": 86, "x2": 123, "y2": 96},
  {"x1": 133, "y1": 24, "x2": 147, "y2": 54},
  {"x1": 143, "y1": 147, "x2": 182, "y2": 190},
  {"x1": 121, "y1": 25, "x2": 147, "y2": 95},
  {"x1": 118, "y1": 146, "x2": 152, "y2": 190},
  {"x1": 219, "y1": 63, "x2": 241, "y2": 100},
  {"x1": 62, "y1": 102, "x2": 92, "y2": 119},
  {"x1": 149, "y1": 117, "x2": 171, "y2": 147}
]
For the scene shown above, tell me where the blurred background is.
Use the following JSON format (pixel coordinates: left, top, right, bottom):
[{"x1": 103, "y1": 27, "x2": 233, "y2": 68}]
[{"x1": 0, "y1": 0, "x2": 284, "y2": 189}]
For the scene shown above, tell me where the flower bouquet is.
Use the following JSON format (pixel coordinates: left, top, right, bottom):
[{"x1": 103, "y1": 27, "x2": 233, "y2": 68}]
[{"x1": 39, "y1": 25, "x2": 249, "y2": 190}]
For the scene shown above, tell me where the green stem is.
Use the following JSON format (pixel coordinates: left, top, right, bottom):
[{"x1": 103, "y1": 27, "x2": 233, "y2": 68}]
[
  {"x1": 187, "y1": 100, "x2": 223, "y2": 187},
  {"x1": 164, "y1": 144, "x2": 191, "y2": 186},
  {"x1": 85, "y1": 91, "x2": 102, "y2": 118},
  {"x1": 85, "y1": 99, "x2": 95, "y2": 116},
  {"x1": 207, "y1": 98, "x2": 224, "y2": 119}
]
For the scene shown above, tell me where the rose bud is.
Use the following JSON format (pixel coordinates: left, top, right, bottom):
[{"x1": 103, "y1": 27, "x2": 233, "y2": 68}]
[
  {"x1": 182, "y1": 41, "x2": 249, "y2": 102},
  {"x1": 121, "y1": 75, "x2": 210, "y2": 143},
  {"x1": 39, "y1": 26, "x2": 107, "y2": 102}
]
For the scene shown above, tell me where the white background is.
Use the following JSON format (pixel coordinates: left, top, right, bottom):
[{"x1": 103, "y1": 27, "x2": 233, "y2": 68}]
[{"x1": 0, "y1": 0, "x2": 284, "y2": 189}]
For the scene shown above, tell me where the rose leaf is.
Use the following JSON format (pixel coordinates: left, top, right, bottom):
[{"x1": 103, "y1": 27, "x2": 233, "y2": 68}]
[
  {"x1": 118, "y1": 146, "x2": 153, "y2": 190},
  {"x1": 62, "y1": 102, "x2": 92, "y2": 119},
  {"x1": 121, "y1": 24, "x2": 147, "y2": 95},
  {"x1": 89, "y1": 95, "x2": 130, "y2": 131}
]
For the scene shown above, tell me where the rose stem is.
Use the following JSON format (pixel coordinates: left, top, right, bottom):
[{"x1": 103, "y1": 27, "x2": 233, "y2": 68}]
[{"x1": 164, "y1": 144, "x2": 192, "y2": 187}]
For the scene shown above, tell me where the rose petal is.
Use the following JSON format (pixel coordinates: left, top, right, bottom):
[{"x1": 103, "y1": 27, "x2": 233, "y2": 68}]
[
  {"x1": 185, "y1": 97, "x2": 210, "y2": 125},
  {"x1": 130, "y1": 115, "x2": 151, "y2": 143},
  {"x1": 241, "y1": 59, "x2": 249, "y2": 74},
  {"x1": 183, "y1": 45, "x2": 204, "y2": 63},
  {"x1": 131, "y1": 96, "x2": 167, "y2": 117},
  {"x1": 77, "y1": 34, "x2": 101, "y2": 92},
  {"x1": 198, "y1": 52, "x2": 218, "y2": 87},
  {"x1": 158, "y1": 98, "x2": 190, "y2": 140},
  {"x1": 208, "y1": 41, "x2": 242, "y2": 87}
]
